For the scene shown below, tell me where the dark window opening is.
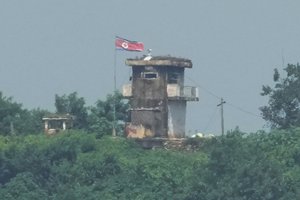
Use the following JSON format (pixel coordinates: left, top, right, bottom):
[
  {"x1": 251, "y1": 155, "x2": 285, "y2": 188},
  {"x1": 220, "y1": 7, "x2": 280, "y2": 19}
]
[
  {"x1": 168, "y1": 72, "x2": 179, "y2": 84},
  {"x1": 141, "y1": 72, "x2": 158, "y2": 79}
]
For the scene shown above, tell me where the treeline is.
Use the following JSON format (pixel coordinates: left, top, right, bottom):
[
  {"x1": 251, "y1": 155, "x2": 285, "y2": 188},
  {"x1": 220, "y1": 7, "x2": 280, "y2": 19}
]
[
  {"x1": 0, "y1": 128, "x2": 299, "y2": 199},
  {"x1": 1, "y1": 63, "x2": 300, "y2": 199},
  {"x1": 0, "y1": 91, "x2": 128, "y2": 137}
]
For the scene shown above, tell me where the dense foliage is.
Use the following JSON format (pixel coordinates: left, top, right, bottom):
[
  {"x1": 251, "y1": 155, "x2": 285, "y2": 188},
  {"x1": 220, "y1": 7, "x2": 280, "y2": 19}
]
[
  {"x1": 0, "y1": 91, "x2": 128, "y2": 137},
  {"x1": 261, "y1": 64, "x2": 300, "y2": 129},
  {"x1": 0, "y1": 129, "x2": 299, "y2": 199},
  {"x1": 0, "y1": 92, "x2": 49, "y2": 135},
  {"x1": 87, "y1": 92, "x2": 129, "y2": 137},
  {"x1": 1, "y1": 61, "x2": 300, "y2": 199},
  {"x1": 55, "y1": 92, "x2": 89, "y2": 130}
]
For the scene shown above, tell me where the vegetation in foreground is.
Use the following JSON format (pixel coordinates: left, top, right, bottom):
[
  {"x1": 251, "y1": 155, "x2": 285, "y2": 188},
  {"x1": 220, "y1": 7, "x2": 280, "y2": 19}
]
[
  {"x1": 1, "y1": 63, "x2": 300, "y2": 199},
  {"x1": 0, "y1": 128, "x2": 299, "y2": 200}
]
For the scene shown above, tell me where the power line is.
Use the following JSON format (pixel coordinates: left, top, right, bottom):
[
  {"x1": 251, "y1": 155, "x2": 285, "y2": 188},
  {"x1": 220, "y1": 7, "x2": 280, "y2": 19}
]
[
  {"x1": 186, "y1": 75, "x2": 262, "y2": 119},
  {"x1": 186, "y1": 76, "x2": 221, "y2": 99},
  {"x1": 226, "y1": 102, "x2": 261, "y2": 118}
]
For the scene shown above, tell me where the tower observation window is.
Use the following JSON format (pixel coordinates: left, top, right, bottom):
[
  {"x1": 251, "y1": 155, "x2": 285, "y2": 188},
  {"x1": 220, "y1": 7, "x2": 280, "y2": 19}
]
[
  {"x1": 142, "y1": 72, "x2": 158, "y2": 79},
  {"x1": 168, "y1": 72, "x2": 179, "y2": 84}
]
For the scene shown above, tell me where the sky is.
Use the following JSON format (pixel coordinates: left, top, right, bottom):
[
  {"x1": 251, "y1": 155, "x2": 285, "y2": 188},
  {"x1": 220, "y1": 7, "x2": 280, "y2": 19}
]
[{"x1": 1, "y1": 0, "x2": 300, "y2": 135}]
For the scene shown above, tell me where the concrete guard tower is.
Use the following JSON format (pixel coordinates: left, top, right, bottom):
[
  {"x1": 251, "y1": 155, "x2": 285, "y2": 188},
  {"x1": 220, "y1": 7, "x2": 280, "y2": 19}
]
[{"x1": 123, "y1": 56, "x2": 199, "y2": 139}]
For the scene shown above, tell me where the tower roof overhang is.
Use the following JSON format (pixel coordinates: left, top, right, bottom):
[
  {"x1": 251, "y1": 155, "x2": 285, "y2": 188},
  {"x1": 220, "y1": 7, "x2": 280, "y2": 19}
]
[
  {"x1": 126, "y1": 56, "x2": 192, "y2": 68},
  {"x1": 42, "y1": 113, "x2": 75, "y2": 121}
]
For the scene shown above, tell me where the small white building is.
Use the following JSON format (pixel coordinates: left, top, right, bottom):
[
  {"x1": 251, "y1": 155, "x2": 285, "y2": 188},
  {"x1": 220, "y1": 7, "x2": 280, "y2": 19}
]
[{"x1": 42, "y1": 114, "x2": 74, "y2": 135}]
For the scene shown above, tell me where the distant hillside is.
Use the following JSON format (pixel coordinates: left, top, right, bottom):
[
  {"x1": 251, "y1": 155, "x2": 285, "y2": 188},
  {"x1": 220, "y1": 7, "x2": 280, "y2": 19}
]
[{"x1": 0, "y1": 129, "x2": 300, "y2": 199}]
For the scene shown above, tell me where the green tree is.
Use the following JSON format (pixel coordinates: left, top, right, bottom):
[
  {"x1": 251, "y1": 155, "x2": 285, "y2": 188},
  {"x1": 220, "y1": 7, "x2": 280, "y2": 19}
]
[
  {"x1": 55, "y1": 92, "x2": 88, "y2": 130},
  {"x1": 0, "y1": 92, "x2": 24, "y2": 135},
  {"x1": 0, "y1": 92, "x2": 50, "y2": 135},
  {"x1": 0, "y1": 172, "x2": 47, "y2": 200},
  {"x1": 1, "y1": 129, "x2": 300, "y2": 199},
  {"x1": 87, "y1": 91, "x2": 129, "y2": 137},
  {"x1": 16, "y1": 108, "x2": 50, "y2": 134},
  {"x1": 260, "y1": 64, "x2": 300, "y2": 129}
]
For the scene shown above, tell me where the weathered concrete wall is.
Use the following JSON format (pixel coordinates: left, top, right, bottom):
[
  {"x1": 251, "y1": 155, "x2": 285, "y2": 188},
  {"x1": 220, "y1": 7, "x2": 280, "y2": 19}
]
[
  {"x1": 167, "y1": 84, "x2": 180, "y2": 97},
  {"x1": 126, "y1": 123, "x2": 154, "y2": 138},
  {"x1": 122, "y1": 84, "x2": 132, "y2": 97},
  {"x1": 125, "y1": 56, "x2": 196, "y2": 139},
  {"x1": 167, "y1": 101, "x2": 186, "y2": 138},
  {"x1": 130, "y1": 66, "x2": 168, "y2": 137}
]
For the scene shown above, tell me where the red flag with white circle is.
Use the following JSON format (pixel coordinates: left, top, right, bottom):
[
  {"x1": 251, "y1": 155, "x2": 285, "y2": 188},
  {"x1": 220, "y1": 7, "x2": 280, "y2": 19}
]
[{"x1": 115, "y1": 37, "x2": 144, "y2": 52}]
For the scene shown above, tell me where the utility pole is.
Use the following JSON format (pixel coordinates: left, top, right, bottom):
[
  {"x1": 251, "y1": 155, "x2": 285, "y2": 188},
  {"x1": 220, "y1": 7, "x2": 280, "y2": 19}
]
[{"x1": 217, "y1": 98, "x2": 226, "y2": 135}]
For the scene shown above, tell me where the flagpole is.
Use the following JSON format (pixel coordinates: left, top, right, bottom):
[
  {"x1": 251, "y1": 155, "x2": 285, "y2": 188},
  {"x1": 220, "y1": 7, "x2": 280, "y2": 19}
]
[
  {"x1": 112, "y1": 38, "x2": 117, "y2": 137},
  {"x1": 113, "y1": 36, "x2": 144, "y2": 137}
]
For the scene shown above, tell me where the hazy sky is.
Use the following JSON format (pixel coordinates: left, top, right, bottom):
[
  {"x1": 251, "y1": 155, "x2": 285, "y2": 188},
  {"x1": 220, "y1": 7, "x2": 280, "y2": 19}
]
[{"x1": 1, "y1": 1, "x2": 300, "y2": 135}]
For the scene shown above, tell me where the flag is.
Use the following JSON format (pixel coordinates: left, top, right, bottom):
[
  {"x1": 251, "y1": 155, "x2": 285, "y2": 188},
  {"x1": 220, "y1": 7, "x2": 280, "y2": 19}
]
[{"x1": 115, "y1": 36, "x2": 144, "y2": 52}]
